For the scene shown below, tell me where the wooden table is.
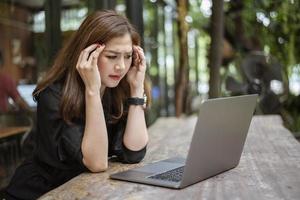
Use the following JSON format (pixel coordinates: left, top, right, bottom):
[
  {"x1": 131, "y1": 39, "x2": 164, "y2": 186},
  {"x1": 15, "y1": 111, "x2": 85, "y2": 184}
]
[
  {"x1": 0, "y1": 126, "x2": 30, "y2": 139},
  {"x1": 39, "y1": 115, "x2": 300, "y2": 200}
]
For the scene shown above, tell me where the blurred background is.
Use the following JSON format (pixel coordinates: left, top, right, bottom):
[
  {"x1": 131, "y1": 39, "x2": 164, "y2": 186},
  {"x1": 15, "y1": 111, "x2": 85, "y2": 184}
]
[{"x1": 0, "y1": 0, "x2": 299, "y2": 189}]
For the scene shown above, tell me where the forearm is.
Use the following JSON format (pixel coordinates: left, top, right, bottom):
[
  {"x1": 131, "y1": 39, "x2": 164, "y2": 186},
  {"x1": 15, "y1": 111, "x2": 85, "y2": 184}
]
[
  {"x1": 81, "y1": 91, "x2": 108, "y2": 172},
  {"x1": 123, "y1": 45, "x2": 149, "y2": 152},
  {"x1": 123, "y1": 104, "x2": 148, "y2": 151}
]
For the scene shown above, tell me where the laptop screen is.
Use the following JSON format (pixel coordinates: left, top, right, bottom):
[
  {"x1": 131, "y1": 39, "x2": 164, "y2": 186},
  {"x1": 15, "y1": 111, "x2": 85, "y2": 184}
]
[{"x1": 17, "y1": 84, "x2": 37, "y2": 108}]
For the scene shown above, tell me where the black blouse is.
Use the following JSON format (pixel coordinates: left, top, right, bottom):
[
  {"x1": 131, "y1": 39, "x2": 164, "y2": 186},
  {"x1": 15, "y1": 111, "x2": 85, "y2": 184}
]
[{"x1": 6, "y1": 82, "x2": 146, "y2": 200}]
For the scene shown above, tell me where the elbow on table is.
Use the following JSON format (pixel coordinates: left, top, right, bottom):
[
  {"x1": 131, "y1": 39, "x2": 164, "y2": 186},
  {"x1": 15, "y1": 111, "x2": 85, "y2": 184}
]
[
  {"x1": 83, "y1": 158, "x2": 108, "y2": 173},
  {"x1": 123, "y1": 156, "x2": 144, "y2": 164},
  {"x1": 121, "y1": 146, "x2": 147, "y2": 164},
  {"x1": 90, "y1": 163, "x2": 108, "y2": 173}
]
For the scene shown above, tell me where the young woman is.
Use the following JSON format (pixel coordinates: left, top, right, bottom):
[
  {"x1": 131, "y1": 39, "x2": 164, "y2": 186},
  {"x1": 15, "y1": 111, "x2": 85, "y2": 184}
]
[{"x1": 4, "y1": 10, "x2": 150, "y2": 199}]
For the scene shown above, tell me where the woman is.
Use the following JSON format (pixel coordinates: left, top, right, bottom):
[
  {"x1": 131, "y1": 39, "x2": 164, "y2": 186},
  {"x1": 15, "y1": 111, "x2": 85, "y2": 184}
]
[
  {"x1": 4, "y1": 10, "x2": 150, "y2": 199},
  {"x1": 0, "y1": 50, "x2": 32, "y2": 113}
]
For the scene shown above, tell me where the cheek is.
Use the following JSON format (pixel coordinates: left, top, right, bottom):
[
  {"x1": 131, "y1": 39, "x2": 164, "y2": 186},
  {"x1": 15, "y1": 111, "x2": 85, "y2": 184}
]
[
  {"x1": 125, "y1": 59, "x2": 133, "y2": 69},
  {"x1": 97, "y1": 58, "x2": 107, "y2": 76}
]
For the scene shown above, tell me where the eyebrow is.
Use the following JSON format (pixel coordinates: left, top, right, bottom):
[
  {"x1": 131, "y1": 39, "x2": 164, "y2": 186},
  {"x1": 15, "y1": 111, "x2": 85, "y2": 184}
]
[{"x1": 103, "y1": 50, "x2": 133, "y2": 54}]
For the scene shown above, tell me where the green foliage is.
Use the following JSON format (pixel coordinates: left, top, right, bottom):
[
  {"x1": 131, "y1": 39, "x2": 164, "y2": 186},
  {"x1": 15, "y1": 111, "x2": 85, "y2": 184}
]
[
  {"x1": 140, "y1": 1, "x2": 300, "y2": 130},
  {"x1": 223, "y1": 0, "x2": 300, "y2": 135},
  {"x1": 188, "y1": 0, "x2": 209, "y2": 30}
]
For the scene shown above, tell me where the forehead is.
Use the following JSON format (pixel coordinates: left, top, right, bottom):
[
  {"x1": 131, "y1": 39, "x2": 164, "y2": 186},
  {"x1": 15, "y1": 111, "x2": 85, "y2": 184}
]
[{"x1": 104, "y1": 34, "x2": 133, "y2": 53}]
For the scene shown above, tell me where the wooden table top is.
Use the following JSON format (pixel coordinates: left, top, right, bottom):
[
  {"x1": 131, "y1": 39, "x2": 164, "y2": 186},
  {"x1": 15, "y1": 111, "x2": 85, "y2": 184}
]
[
  {"x1": 0, "y1": 126, "x2": 30, "y2": 139},
  {"x1": 39, "y1": 115, "x2": 300, "y2": 200}
]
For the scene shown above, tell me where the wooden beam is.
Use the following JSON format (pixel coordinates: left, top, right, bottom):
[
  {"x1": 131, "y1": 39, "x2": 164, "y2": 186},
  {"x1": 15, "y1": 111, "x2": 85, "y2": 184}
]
[{"x1": 208, "y1": 0, "x2": 224, "y2": 98}]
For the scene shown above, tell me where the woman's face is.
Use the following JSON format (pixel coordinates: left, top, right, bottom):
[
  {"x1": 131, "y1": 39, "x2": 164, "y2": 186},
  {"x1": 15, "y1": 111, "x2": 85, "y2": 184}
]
[{"x1": 98, "y1": 33, "x2": 133, "y2": 88}]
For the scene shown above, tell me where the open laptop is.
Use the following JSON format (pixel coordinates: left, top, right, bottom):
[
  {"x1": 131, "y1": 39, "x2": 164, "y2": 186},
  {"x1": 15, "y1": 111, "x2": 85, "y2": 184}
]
[
  {"x1": 17, "y1": 84, "x2": 37, "y2": 108},
  {"x1": 110, "y1": 94, "x2": 258, "y2": 189}
]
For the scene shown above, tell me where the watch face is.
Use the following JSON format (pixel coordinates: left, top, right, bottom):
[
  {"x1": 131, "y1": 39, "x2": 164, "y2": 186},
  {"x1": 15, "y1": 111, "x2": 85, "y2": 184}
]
[
  {"x1": 127, "y1": 94, "x2": 147, "y2": 109},
  {"x1": 143, "y1": 94, "x2": 147, "y2": 105},
  {"x1": 143, "y1": 94, "x2": 148, "y2": 109}
]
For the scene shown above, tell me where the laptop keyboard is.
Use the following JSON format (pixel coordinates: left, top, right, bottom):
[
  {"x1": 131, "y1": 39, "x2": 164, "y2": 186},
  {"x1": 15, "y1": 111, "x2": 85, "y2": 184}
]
[{"x1": 148, "y1": 166, "x2": 184, "y2": 182}]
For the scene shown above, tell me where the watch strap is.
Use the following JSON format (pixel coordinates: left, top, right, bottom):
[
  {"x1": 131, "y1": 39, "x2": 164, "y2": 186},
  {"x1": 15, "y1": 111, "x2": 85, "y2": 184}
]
[{"x1": 127, "y1": 97, "x2": 145, "y2": 105}]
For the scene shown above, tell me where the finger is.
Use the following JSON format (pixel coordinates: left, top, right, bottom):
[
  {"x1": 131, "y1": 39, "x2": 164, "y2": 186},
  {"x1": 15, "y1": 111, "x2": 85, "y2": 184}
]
[
  {"x1": 76, "y1": 51, "x2": 84, "y2": 69},
  {"x1": 90, "y1": 44, "x2": 106, "y2": 67},
  {"x1": 77, "y1": 50, "x2": 91, "y2": 72},
  {"x1": 137, "y1": 46, "x2": 145, "y2": 57},
  {"x1": 133, "y1": 46, "x2": 140, "y2": 66},
  {"x1": 136, "y1": 47, "x2": 146, "y2": 68},
  {"x1": 136, "y1": 46, "x2": 144, "y2": 59},
  {"x1": 81, "y1": 43, "x2": 99, "y2": 62}
]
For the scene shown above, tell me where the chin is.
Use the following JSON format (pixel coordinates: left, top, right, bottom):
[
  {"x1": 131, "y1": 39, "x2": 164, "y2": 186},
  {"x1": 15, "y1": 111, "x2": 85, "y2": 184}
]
[{"x1": 104, "y1": 82, "x2": 120, "y2": 88}]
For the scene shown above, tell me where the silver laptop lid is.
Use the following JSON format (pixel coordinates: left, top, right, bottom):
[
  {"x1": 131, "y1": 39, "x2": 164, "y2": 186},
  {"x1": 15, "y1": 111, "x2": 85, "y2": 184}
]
[{"x1": 180, "y1": 94, "x2": 258, "y2": 187}]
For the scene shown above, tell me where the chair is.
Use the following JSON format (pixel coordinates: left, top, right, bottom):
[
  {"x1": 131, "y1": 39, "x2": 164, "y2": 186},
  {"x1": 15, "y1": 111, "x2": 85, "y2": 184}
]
[
  {"x1": 0, "y1": 112, "x2": 33, "y2": 189},
  {"x1": 0, "y1": 112, "x2": 33, "y2": 143}
]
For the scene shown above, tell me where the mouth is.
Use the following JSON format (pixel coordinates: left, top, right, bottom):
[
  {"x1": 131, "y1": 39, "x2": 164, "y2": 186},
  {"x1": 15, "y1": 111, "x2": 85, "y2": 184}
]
[{"x1": 109, "y1": 75, "x2": 121, "y2": 80}]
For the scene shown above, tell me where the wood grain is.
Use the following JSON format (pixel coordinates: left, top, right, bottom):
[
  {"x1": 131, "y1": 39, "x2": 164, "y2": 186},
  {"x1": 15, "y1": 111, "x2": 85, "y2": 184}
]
[
  {"x1": 39, "y1": 115, "x2": 300, "y2": 200},
  {"x1": 0, "y1": 126, "x2": 30, "y2": 139}
]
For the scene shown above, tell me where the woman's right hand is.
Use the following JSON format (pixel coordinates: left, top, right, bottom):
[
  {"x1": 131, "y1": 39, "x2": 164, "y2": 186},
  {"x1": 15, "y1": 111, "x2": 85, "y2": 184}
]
[{"x1": 76, "y1": 44, "x2": 105, "y2": 95}]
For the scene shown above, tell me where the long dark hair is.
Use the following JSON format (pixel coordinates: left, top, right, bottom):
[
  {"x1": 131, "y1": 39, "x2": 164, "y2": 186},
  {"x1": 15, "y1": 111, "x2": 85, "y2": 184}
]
[{"x1": 33, "y1": 10, "x2": 151, "y2": 123}]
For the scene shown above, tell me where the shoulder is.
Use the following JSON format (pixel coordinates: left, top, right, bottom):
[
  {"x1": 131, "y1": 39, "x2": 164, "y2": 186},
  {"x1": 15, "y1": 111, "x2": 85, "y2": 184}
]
[
  {"x1": 37, "y1": 81, "x2": 63, "y2": 109},
  {"x1": 38, "y1": 82, "x2": 63, "y2": 99}
]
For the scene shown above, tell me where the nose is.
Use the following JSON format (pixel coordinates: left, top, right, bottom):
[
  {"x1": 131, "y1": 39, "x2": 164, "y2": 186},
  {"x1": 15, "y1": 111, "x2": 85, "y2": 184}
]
[{"x1": 115, "y1": 58, "x2": 126, "y2": 71}]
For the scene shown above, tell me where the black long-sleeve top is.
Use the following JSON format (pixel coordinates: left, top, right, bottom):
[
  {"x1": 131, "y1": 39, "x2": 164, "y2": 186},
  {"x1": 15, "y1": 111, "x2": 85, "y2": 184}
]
[{"x1": 6, "y1": 82, "x2": 146, "y2": 200}]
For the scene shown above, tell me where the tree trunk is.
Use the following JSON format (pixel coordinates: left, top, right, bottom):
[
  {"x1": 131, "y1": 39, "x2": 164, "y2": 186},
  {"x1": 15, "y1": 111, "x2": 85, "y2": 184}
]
[
  {"x1": 45, "y1": 0, "x2": 61, "y2": 67},
  {"x1": 162, "y1": 5, "x2": 170, "y2": 116},
  {"x1": 125, "y1": 0, "x2": 144, "y2": 46},
  {"x1": 88, "y1": 0, "x2": 116, "y2": 12},
  {"x1": 208, "y1": 0, "x2": 224, "y2": 98},
  {"x1": 175, "y1": 0, "x2": 189, "y2": 117},
  {"x1": 150, "y1": 2, "x2": 160, "y2": 99}
]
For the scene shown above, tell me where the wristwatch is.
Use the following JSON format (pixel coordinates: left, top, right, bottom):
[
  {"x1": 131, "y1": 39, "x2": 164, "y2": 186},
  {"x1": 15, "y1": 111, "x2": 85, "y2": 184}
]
[{"x1": 127, "y1": 94, "x2": 147, "y2": 109}]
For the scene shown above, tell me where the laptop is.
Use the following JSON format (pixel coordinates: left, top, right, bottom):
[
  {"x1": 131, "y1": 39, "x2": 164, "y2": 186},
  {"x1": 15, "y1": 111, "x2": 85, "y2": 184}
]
[
  {"x1": 17, "y1": 84, "x2": 37, "y2": 108},
  {"x1": 110, "y1": 94, "x2": 258, "y2": 189}
]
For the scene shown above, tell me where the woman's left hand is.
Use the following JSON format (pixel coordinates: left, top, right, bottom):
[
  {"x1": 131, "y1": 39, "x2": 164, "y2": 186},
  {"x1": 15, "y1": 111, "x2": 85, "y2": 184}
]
[{"x1": 127, "y1": 45, "x2": 147, "y2": 97}]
